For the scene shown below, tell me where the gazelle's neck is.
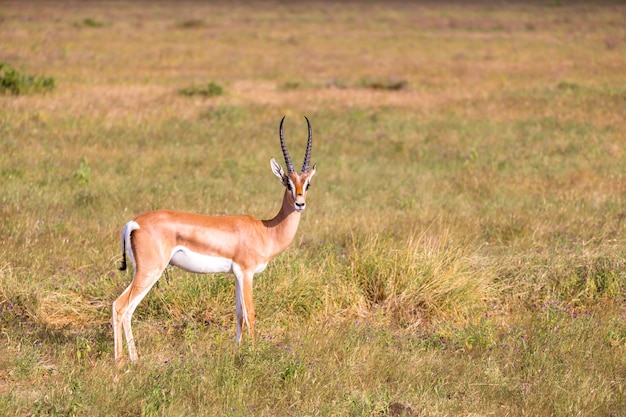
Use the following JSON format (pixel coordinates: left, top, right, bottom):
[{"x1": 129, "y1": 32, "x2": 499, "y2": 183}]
[{"x1": 262, "y1": 189, "x2": 302, "y2": 256}]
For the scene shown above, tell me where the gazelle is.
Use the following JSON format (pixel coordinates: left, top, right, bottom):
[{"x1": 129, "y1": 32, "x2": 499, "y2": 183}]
[{"x1": 113, "y1": 116, "x2": 317, "y2": 363}]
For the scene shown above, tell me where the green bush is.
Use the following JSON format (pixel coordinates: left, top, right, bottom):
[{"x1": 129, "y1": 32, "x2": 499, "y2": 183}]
[
  {"x1": 178, "y1": 81, "x2": 224, "y2": 97},
  {"x1": 0, "y1": 62, "x2": 55, "y2": 95},
  {"x1": 81, "y1": 17, "x2": 104, "y2": 28},
  {"x1": 359, "y1": 77, "x2": 408, "y2": 91}
]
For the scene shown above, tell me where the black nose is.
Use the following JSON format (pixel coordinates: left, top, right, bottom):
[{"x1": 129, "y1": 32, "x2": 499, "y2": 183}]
[{"x1": 295, "y1": 201, "x2": 306, "y2": 210}]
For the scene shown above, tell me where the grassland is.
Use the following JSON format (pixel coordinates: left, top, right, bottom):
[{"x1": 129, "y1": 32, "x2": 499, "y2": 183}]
[{"x1": 0, "y1": 1, "x2": 625, "y2": 416}]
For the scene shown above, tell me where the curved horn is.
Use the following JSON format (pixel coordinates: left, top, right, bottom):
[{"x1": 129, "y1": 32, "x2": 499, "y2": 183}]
[
  {"x1": 279, "y1": 116, "x2": 294, "y2": 173},
  {"x1": 301, "y1": 116, "x2": 313, "y2": 173}
]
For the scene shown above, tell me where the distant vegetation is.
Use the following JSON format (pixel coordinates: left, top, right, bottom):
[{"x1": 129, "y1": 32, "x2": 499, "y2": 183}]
[
  {"x1": 177, "y1": 19, "x2": 205, "y2": 29},
  {"x1": 359, "y1": 77, "x2": 408, "y2": 91},
  {"x1": 179, "y1": 82, "x2": 224, "y2": 97},
  {"x1": 0, "y1": 62, "x2": 55, "y2": 95},
  {"x1": 78, "y1": 17, "x2": 105, "y2": 28}
]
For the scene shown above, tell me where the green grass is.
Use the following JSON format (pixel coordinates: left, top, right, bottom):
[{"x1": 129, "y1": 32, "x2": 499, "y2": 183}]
[{"x1": 0, "y1": 1, "x2": 625, "y2": 416}]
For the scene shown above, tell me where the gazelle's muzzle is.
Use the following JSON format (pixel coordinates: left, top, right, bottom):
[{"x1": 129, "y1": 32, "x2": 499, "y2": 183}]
[{"x1": 294, "y1": 194, "x2": 306, "y2": 212}]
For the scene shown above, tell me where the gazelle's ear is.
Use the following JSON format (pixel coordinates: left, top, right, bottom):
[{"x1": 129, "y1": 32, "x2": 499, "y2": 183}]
[
  {"x1": 308, "y1": 163, "x2": 317, "y2": 180},
  {"x1": 270, "y1": 158, "x2": 287, "y2": 184}
]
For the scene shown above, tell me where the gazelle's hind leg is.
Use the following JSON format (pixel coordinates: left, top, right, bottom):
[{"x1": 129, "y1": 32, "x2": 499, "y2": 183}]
[
  {"x1": 112, "y1": 289, "x2": 129, "y2": 362},
  {"x1": 112, "y1": 269, "x2": 163, "y2": 363}
]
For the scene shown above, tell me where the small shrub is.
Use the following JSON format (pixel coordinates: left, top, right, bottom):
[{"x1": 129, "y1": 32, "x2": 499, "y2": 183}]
[
  {"x1": 360, "y1": 77, "x2": 408, "y2": 91},
  {"x1": 81, "y1": 17, "x2": 104, "y2": 28},
  {"x1": 556, "y1": 81, "x2": 581, "y2": 95},
  {"x1": 282, "y1": 81, "x2": 301, "y2": 90},
  {"x1": 178, "y1": 19, "x2": 205, "y2": 29},
  {"x1": 0, "y1": 62, "x2": 55, "y2": 95},
  {"x1": 179, "y1": 82, "x2": 224, "y2": 97},
  {"x1": 72, "y1": 157, "x2": 91, "y2": 185}
]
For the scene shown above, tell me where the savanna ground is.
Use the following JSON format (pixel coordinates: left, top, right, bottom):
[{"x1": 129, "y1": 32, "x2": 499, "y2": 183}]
[{"x1": 0, "y1": 1, "x2": 625, "y2": 416}]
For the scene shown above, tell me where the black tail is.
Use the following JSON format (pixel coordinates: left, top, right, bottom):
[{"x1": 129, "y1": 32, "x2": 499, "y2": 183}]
[{"x1": 119, "y1": 234, "x2": 127, "y2": 271}]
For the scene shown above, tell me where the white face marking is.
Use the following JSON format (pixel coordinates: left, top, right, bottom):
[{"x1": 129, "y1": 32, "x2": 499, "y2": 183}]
[
  {"x1": 287, "y1": 178, "x2": 296, "y2": 198},
  {"x1": 169, "y1": 246, "x2": 233, "y2": 274}
]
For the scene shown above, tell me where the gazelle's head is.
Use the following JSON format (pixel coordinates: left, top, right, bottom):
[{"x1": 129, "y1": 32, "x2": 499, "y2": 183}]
[{"x1": 270, "y1": 116, "x2": 317, "y2": 213}]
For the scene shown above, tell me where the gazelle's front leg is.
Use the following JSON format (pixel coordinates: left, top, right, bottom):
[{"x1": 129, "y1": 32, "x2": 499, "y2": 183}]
[{"x1": 233, "y1": 266, "x2": 255, "y2": 344}]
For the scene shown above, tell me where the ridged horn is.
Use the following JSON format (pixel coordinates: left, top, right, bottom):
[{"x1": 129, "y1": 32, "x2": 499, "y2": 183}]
[
  {"x1": 279, "y1": 116, "x2": 295, "y2": 173},
  {"x1": 301, "y1": 116, "x2": 313, "y2": 173}
]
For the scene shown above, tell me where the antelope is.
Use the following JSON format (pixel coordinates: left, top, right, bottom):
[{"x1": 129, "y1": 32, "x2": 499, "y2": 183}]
[{"x1": 112, "y1": 116, "x2": 316, "y2": 363}]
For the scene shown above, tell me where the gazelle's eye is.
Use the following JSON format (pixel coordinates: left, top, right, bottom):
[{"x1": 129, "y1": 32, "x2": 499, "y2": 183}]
[
  {"x1": 305, "y1": 183, "x2": 311, "y2": 191},
  {"x1": 287, "y1": 183, "x2": 293, "y2": 191}
]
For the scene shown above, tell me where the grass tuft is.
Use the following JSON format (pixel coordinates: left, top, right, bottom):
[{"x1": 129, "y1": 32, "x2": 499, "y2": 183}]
[
  {"x1": 78, "y1": 17, "x2": 105, "y2": 28},
  {"x1": 344, "y1": 231, "x2": 495, "y2": 327}
]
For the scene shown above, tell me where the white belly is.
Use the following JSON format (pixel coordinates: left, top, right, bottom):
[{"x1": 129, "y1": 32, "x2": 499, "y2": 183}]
[{"x1": 169, "y1": 246, "x2": 233, "y2": 274}]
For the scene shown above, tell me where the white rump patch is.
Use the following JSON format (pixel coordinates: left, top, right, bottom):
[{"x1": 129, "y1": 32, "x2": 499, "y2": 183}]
[{"x1": 169, "y1": 246, "x2": 233, "y2": 274}]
